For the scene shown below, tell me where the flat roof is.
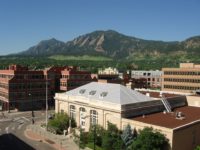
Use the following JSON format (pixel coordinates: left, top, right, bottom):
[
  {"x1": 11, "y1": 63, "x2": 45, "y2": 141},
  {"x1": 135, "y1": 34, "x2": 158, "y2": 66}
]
[{"x1": 133, "y1": 106, "x2": 200, "y2": 129}]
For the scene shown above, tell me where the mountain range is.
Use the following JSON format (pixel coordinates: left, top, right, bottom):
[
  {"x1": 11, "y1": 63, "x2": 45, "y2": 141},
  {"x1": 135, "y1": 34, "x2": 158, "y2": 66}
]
[{"x1": 15, "y1": 30, "x2": 200, "y2": 60}]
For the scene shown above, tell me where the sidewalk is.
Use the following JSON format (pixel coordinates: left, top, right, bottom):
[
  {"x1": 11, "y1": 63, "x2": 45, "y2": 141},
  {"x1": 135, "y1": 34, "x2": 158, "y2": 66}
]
[
  {"x1": 24, "y1": 125, "x2": 80, "y2": 150},
  {"x1": 25, "y1": 129, "x2": 69, "y2": 150}
]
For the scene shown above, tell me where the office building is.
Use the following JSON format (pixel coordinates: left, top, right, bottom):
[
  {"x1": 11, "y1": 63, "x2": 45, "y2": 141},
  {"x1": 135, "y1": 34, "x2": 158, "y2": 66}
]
[
  {"x1": 162, "y1": 63, "x2": 200, "y2": 93},
  {"x1": 0, "y1": 65, "x2": 54, "y2": 111},
  {"x1": 131, "y1": 70, "x2": 162, "y2": 88}
]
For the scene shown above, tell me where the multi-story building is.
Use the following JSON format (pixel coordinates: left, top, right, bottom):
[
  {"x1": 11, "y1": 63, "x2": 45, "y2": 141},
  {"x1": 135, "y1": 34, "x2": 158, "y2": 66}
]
[
  {"x1": 131, "y1": 70, "x2": 162, "y2": 88},
  {"x1": 60, "y1": 66, "x2": 93, "y2": 91},
  {"x1": 162, "y1": 63, "x2": 200, "y2": 93},
  {"x1": 0, "y1": 65, "x2": 94, "y2": 111},
  {"x1": 0, "y1": 65, "x2": 54, "y2": 111}
]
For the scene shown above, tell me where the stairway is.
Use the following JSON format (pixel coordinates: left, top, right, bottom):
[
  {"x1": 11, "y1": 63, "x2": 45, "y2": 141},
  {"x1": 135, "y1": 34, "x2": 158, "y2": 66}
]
[{"x1": 161, "y1": 96, "x2": 172, "y2": 113}]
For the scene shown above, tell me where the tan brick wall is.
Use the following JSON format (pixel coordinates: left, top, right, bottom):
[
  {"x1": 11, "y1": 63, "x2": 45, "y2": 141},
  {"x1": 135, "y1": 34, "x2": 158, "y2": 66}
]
[
  {"x1": 172, "y1": 123, "x2": 200, "y2": 150},
  {"x1": 186, "y1": 95, "x2": 200, "y2": 107}
]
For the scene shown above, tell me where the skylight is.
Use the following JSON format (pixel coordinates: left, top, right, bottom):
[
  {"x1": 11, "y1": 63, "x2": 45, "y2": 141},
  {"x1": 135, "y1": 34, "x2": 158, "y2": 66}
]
[
  {"x1": 89, "y1": 90, "x2": 96, "y2": 95},
  {"x1": 100, "y1": 92, "x2": 108, "y2": 98},
  {"x1": 79, "y1": 89, "x2": 86, "y2": 94}
]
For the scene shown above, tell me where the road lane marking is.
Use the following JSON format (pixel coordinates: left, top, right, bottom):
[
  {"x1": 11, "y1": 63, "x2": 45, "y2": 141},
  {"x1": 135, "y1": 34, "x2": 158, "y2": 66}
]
[
  {"x1": 22, "y1": 117, "x2": 30, "y2": 121},
  {"x1": 5, "y1": 127, "x2": 9, "y2": 133},
  {"x1": 18, "y1": 123, "x2": 24, "y2": 130},
  {"x1": 11, "y1": 126, "x2": 15, "y2": 130}
]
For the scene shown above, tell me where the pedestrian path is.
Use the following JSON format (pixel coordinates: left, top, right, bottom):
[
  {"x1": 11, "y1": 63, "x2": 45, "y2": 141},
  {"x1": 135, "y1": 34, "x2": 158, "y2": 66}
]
[{"x1": 24, "y1": 124, "x2": 87, "y2": 150}]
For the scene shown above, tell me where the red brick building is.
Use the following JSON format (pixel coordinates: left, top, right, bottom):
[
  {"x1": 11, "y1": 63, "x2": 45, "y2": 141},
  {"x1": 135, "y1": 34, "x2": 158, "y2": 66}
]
[
  {"x1": 44, "y1": 66, "x2": 94, "y2": 92},
  {"x1": 59, "y1": 66, "x2": 93, "y2": 91},
  {"x1": 0, "y1": 65, "x2": 54, "y2": 111},
  {"x1": 0, "y1": 65, "x2": 94, "y2": 111}
]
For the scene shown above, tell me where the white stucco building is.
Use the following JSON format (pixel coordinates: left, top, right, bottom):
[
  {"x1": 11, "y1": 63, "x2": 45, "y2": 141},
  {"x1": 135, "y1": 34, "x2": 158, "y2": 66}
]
[
  {"x1": 54, "y1": 82, "x2": 200, "y2": 150},
  {"x1": 55, "y1": 82, "x2": 152, "y2": 131}
]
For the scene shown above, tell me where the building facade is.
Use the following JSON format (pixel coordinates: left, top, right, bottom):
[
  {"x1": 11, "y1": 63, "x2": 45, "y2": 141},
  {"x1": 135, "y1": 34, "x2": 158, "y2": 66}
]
[
  {"x1": 98, "y1": 67, "x2": 119, "y2": 75},
  {"x1": 59, "y1": 66, "x2": 93, "y2": 91},
  {"x1": 0, "y1": 65, "x2": 54, "y2": 111},
  {"x1": 55, "y1": 82, "x2": 200, "y2": 150},
  {"x1": 162, "y1": 63, "x2": 200, "y2": 93},
  {"x1": 131, "y1": 70, "x2": 162, "y2": 88}
]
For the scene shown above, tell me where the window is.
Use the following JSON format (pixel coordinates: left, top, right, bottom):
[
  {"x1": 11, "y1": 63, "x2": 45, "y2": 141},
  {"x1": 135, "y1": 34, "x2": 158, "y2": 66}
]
[
  {"x1": 80, "y1": 107, "x2": 86, "y2": 113},
  {"x1": 90, "y1": 110, "x2": 98, "y2": 125},
  {"x1": 79, "y1": 89, "x2": 86, "y2": 94},
  {"x1": 100, "y1": 92, "x2": 108, "y2": 98},
  {"x1": 70, "y1": 105, "x2": 76, "y2": 119},
  {"x1": 89, "y1": 90, "x2": 96, "y2": 96}
]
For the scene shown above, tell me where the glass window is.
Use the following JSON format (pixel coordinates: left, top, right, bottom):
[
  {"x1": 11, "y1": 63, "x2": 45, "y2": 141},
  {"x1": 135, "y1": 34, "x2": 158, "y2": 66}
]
[
  {"x1": 70, "y1": 105, "x2": 76, "y2": 119},
  {"x1": 90, "y1": 110, "x2": 98, "y2": 125}
]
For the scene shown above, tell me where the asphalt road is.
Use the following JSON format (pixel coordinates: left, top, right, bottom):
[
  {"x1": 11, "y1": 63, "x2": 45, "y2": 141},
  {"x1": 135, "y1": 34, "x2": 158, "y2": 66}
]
[{"x1": 0, "y1": 111, "x2": 56, "y2": 150}]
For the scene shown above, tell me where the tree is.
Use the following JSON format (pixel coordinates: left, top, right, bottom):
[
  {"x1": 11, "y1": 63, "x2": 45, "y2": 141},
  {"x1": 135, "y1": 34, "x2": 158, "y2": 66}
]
[
  {"x1": 130, "y1": 127, "x2": 169, "y2": 150},
  {"x1": 195, "y1": 146, "x2": 200, "y2": 150},
  {"x1": 48, "y1": 113, "x2": 76, "y2": 134},
  {"x1": 102, "y1": 122, "x2": 123, "y2": 150},
  {"x1": 79, "y1": 128, "x2": 88, "y2": 149},
  {"x1": 88, "y1": 124, "x2": 105, "y2": 147},
  {"x1": 121, "y1": 124, "x2": 134, "y2": 148}
]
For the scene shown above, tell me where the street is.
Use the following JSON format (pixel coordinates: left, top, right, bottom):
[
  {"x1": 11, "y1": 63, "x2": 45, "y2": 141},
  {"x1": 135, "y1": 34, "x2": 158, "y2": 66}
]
[{"x1": 0, "y1": 110, "x2": 56, "y2": 150}]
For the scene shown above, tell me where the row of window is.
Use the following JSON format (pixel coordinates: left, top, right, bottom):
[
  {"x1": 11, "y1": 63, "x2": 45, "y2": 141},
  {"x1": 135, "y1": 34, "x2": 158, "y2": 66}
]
[
  {"x1": 164, "y1": 85, "x2": 199, "y2": 90},
  {"x1": 9, "y1": 92, "x2": 52, "y2": 100},
  {"x1": 0, "y1": 74, "x2": 13, "y2": 79},
  {"x1": 9, "y1": 83, "x2": 50, "y2": 90},
  {"x1": 164, "y1": 78, "x2": 200, "y2": 83},
  {"x1": 0, "y1": 83, "x2": 8, "y2": 89},
  {"x1": 15, "y1": 74, "x2": 45, "y2": 80},
  {"x1": 164, "y1": 71, "x2": 200, "y2": 76},
  {"x1": 69, "y1": 105, "x2": 98, "y2": 125},
  {"x1": 0, "y1": 92, "x2": 8, "y2": 99}
]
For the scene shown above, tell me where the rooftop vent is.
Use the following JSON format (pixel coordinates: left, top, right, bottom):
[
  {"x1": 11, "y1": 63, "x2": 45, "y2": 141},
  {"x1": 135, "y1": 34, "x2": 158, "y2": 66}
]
[
  {"x1": 146, "y1": 93, "x2": 150, "y2": 97},
  {"x1": 79, "y1": 89, "x2": 86, "y2": 94},
  {"x1": 175, "y1": 111, "x2": 185, "y2": 120},
  {"x1": 89, "y1": 90, "x2": 96, "y2": 96},
  {"x1": 100, "y1": 92, "x2": 108, "y2": 98}
]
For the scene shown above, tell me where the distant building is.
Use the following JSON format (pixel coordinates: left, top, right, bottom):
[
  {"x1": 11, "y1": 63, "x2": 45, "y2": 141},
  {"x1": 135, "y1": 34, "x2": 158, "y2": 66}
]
[
  {"x1": 55, "y1": 82, "x2": 200, "y2": 150},
  {"x1": 162, "y1": 63, "x2": 200, "y2": 93},
  {"x1": 131, "y1": 70, "x2": 162, "y2": 88},
  {"x1": 97, "y1": 67, "x2": 122, "y2": 84},
  {"x1": 0, "y1": 65, "x2": 54, "y2": 111},
  {"x1": 98, "y1": 67, "x2": 119, "y2": 75}
]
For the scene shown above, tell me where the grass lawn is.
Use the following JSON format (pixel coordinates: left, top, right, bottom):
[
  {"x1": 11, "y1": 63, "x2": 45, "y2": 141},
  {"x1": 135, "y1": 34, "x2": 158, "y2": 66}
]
[{"x1": 49, "y1": 55, "x2": 112, "y2": 61}]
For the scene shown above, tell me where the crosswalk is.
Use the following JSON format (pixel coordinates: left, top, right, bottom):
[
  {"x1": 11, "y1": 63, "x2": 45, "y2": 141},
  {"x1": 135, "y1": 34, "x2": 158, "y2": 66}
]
[{"x1": 0, "y1": 117, "x2": 30, "y2": 134}]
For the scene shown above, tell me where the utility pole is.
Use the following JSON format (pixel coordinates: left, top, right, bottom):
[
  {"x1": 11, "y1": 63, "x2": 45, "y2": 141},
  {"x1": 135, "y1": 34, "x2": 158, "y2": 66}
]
[
  {"x1": 46, "y1": 78, "x2": 48, "y2": 130},
  {"x1": 29, "y1": 93, "x2": 34, "y2": 124}
]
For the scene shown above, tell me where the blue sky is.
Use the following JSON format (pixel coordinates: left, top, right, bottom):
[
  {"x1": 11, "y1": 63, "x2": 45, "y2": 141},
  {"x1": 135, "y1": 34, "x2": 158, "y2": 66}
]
[{"x1": 0, "y1": 0, "x2": 199, "y2": 55}]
